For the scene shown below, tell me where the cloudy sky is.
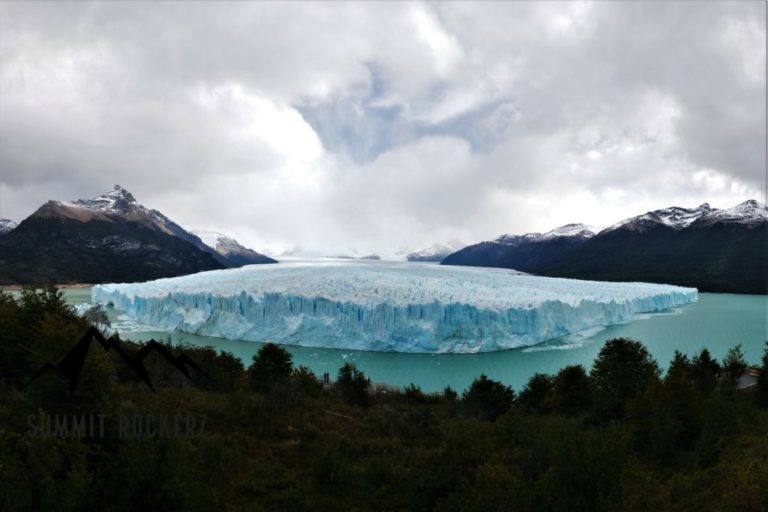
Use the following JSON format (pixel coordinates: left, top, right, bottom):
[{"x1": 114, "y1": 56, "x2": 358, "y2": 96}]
[{"x1": 0, "y1": 1, "x2": 764, "y2": 256}]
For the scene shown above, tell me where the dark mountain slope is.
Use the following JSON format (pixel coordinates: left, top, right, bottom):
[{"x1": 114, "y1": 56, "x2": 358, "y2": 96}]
[
  {"x1": 441, "y1": 201, "x2": 767, "y2": 294},
  {"x1": 441, "y1": 224, "x2": 596, "y2": 272},
  {"x1": 540, "y1": 220, "x2": 766, "y2": 294},
  {"x1": 0, "y1": 186, "x2": 226, "y2": 284},
  {"x1": 441, "y1": 235, "x2": 591, "y2": 272}
]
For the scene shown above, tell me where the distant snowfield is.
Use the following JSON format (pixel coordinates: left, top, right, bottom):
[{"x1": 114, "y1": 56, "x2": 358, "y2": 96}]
[{"x1": 92, "y1": 260, "x2": 698, "y2": 353}]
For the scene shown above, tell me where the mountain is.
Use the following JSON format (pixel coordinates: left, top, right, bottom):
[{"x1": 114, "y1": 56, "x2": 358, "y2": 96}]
[
  {"x1": 407, "y1": 241, "x2": 465, "y2": 262},
  {"x1": 327, "y1": 253, "x2": 382, "y2": 260},
  {"x1": 0, "y1": 218, "x2": 17, "y2": 235},
  {"x1": 441, "y1": 224, "x2": 597, "y2": 270},
  {"x1": 542, "y1": 200, "x2": 767, "y2": 293},
  {"x1": 601, "y1": 203, "x2": 714, "y2": 233},
  {"x1": 442, "y1": 201, "x2": 767, "y2": 294},
  {"x1": 192, "y1": 230, "x2": 276, "y2": 266},
  {"x1": 0, "y1": 185, "x2": 228, "y2": 285}
]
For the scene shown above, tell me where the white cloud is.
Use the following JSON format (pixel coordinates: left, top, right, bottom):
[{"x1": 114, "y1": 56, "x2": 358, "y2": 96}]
[
  {"x1": 0, "y1": 1, "x2": 763, "y2": 255},
  {"x1": 409, "y1": 5, "x2": 462, "y2": 78}
]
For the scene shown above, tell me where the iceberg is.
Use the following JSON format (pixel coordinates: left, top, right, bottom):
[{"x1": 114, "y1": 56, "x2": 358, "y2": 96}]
[{"x1": 92, "y1": 260, "x2": 698, "y2": 353}]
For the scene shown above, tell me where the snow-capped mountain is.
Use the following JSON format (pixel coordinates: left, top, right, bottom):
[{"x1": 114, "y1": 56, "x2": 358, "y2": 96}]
[
  {"x1": 695, "y1": 199, "x2": 768, "y2": 227},
  {"x1": 0, "y1": 185, "x2": 274, "y2": 285},
  {"x1": 47, "y1": 185, "x2": 275, "y2": 267},
  {"x1": 443, "y1": 223, "x2": 596, "y2": 271},
  {"x1": 495, "y1": 224, "x2": 599, "y2": 246},
  {"x1": 191, "y1": 230, "x2": 276, "y2": 266},
  {"x1": 55, "y1": 185, "x2": 211, "y2": 249},
  {"x1": 0, "y1": 218, "x2": 17, "y2": 235},
  {"x1": 443, "y1": 200, "x2": 767, "y2": 294},
  {"x1": 67, "y1": 184, "x2": 140, "y2": 212},
  {"x1": 407, "y1": 240, "x2": 466, "y2": 262},
  {"x1": 538, "y1": 223, "x2": 601, "y2": 240},
  {"x1": 603, "y1": 200, "x2": 767, "y2": 233}
]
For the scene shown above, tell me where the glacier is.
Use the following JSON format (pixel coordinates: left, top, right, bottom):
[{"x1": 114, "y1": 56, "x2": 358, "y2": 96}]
[{"x1": 92, "y1": 260, "x2": 698, "y2": 353}]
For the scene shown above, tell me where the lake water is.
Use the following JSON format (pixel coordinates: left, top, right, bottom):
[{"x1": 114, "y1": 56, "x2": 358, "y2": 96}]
[{"x1": 26, "y1": 287, "x2": 768, "y2": 393}]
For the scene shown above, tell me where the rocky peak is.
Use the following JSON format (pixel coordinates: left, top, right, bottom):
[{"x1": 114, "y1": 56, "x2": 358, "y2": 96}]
[{"x1": 71, "y1": 184, "x2": 139, "y2": 212}]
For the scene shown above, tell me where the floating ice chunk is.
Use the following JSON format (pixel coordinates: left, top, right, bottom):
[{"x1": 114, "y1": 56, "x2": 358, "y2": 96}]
[{"x1": 92, "y1": 260, "x2": 698, "y2": 353}]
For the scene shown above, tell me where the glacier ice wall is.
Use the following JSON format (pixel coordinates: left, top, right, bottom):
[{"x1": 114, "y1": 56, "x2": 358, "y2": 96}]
[{"x1": 92, "y1": 260, "x2": 698, "y2": 353}]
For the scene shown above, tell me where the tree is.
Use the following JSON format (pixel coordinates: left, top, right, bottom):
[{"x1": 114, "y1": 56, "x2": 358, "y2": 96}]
[
  {"x1": 552, "y1": 365, "x2": 592, "y2": 416},
  {"x1": 184, "y1": 346, "x2": 245, "y2": 393},
  {"x1": 462, "y1": 374, "x2": 515, "y2": 421},
  {"x1": 403, "y1": 383, "x2": 428, "y2": 402},
  {"x1": 0, "y1": 287, "x2": 94, "y2": 391},
  {"x1": 517, "y1": 373, "x2": 553, "y2": 413},
  {"x1": 28, "y1": 318, "x2": 118, "y2": 415},
  {"x1": 336, "y1": 363, "x2": 370, "y2": 406},
  {"x1": 665, "y1": 350, "x2": 692, "y2": 383},
  {"x1": 0, "y1": 290, "x2": 27, "y2": 387},
  {"x1": 692, "y1": 348, "x2": 720, "y2": 395},
  {"x1": 19, "y1": 284, "x2": 77, "y2": 328},
  {"x1": 629, "y1": 358, "x2": 703, "y2": 463},
  {"x1": 247, "y1": 342, "x2": 293, "y2": 392},
  {"x1": 722, "y1": 344, "x2": 748, "y2": 385},
  {"x1": 590, "y1": 338, "x2": 660, "y2": 421},
  {"x1": 81, "y1": 304, "x2": 111, "y2": 332}
]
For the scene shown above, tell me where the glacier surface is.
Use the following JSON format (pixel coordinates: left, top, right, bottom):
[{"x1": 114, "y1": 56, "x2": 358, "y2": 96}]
[{"x1": 92, "y1": 260, "x2": 698, "y2": 353}]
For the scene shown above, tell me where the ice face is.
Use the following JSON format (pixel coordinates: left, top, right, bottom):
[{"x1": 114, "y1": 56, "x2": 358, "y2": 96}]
[{"x1": 92, "y1": 260, "x2": 698, "y2": 353}]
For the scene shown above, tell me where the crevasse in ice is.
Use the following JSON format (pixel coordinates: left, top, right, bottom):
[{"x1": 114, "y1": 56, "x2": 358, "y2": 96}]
[{"x1": 92, "y1": 260, "x2": 698, "y2": 353}]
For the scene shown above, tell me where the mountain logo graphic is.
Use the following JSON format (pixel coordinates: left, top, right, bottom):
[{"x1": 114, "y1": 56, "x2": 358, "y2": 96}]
[{"x1": 22, "y1": 326, "x2": 209, "y2": 396}]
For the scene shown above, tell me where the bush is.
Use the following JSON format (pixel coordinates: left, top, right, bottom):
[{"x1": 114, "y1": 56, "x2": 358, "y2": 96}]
[{"x1": 292, "y1": 365, "x2": 322, "y2": 397}]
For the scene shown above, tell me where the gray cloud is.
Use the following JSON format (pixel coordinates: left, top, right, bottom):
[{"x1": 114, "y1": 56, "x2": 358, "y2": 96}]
[{"x1": 0, "y1": 1, "x2": 764, "y2": 255}]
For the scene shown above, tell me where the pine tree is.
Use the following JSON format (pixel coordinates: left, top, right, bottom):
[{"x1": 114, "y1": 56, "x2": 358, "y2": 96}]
[
  {"x1": 666, "y1": 350, "x2": 692, "y2": 382},
  {"x1": 590, "y1": 338, "x2": 660, "y2": 421},
  {"x1": 722, "y1": 344, "x2": 748, "y2": 384},
  {"x1": 336, "y1": 363, "x2": 370, "y2": 407},
  {"x1": 692, "y1": 348, "x2": 720, "y2": 395},
  {"x1": 247, "y1": 342, "x2": 293, "y2": 392},
  {"x1": 517, "y1": 373, "x2": 553, "y2": 413},
  {"x1": 552, "y1": 365, "x2": 592, "y2": 416}
]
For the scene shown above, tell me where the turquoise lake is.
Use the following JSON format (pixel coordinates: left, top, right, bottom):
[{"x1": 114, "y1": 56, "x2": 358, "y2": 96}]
[{"x1": 55, "y1": 288, "x2": 768, "y2": 393}]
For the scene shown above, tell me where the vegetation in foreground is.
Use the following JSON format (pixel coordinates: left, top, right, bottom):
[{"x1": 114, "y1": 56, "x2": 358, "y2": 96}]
[{"x1": 0, "y1": 286, "x2": 767, "y2": 512}]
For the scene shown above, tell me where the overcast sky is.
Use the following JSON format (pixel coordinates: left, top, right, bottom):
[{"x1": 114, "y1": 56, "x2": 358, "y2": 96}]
[{"x1": 0, "y1": 1, "x2": 765, "y2": 256}]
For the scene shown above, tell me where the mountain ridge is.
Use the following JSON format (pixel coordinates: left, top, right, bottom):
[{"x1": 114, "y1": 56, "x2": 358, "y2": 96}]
[
  {"x1": 191, "y1": 230, "x2": 276, "y2": 266},
  {"x1": 407, "y1": 240, "x2": 466, "y2": 262},
  {"x1": 442, "y1": 200, "x2": 767, "y2": 294},
  {"x1": 0, "y1": 185, "x2": 274, "y2": 285}
]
